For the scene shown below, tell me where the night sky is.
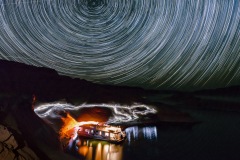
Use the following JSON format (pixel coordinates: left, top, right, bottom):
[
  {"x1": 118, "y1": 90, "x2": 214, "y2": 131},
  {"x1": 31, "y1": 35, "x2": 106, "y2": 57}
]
[{"x1": 0, "y1": 0, "x2": 240, "y2": 90}]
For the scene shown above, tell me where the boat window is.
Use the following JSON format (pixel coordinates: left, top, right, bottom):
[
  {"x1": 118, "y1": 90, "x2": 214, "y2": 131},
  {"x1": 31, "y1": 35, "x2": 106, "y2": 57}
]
[
  {"x1": 105, "y1": 132, "x2": 109, "y2": 137},
  {"x1": 85, "y1": 129, "x2": 89, "y2": 133},
  {"x1": 110, "y1": 133, "x2": 114, "y2": 138},
  {"x1": 99, "y1": 131, "x2": 102, "y2": 135},
  {"x1": 91, "y1": 130, "x2": 94, "y2": 134}
]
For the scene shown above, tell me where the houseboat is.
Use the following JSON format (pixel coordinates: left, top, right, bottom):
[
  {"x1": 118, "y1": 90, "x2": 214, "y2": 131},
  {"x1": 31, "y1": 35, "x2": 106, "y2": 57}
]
[{"x1": 77, "y1": 123, "x2": 126, "y2": 143}]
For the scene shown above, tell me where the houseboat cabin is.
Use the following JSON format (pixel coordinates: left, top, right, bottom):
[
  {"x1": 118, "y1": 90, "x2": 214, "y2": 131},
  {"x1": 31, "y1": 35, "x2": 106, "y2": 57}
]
[{"x1": 77, "y1": 123, "x2": 126, "y2": 143}]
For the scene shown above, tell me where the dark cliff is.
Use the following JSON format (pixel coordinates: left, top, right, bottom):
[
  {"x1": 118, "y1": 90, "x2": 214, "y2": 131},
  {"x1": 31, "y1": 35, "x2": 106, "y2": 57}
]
[{"x1": 0, "y1": 60, "x2": 147, "y2": 103}]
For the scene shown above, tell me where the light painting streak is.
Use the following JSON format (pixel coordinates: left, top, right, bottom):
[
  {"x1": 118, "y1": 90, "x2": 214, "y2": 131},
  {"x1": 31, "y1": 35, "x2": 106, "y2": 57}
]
[
  {"x1": 0, "y1": 0, "x2": 240, "y2": 90},
  {"x1": 34, "y1": 102, "x2": 157, "y2": 123}
]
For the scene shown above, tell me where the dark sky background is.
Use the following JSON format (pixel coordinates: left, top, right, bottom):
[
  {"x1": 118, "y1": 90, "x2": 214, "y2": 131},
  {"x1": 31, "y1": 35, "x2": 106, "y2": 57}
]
[{"x1": 0, "y1": 0, "x2": 240, "y2": 91}]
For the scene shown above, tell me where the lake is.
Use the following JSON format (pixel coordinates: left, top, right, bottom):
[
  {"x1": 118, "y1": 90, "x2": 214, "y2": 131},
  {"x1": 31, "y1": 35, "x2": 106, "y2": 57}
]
[{"x1": 66, "y1": 109, "x2": 240, "y2": 160}]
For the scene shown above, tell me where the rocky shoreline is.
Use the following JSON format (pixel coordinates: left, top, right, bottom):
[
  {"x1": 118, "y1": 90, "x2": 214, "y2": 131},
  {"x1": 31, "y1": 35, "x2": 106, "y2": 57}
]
[
  {"x1": 0, "y1": 93, "x2": 197, "y2": 160},
  {"x1": 1, "y1": 60, "x2": 239, "y2": 159}
]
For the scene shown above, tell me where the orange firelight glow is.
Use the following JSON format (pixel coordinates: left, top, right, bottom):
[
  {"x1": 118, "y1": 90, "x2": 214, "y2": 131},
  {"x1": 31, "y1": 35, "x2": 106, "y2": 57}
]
[{"x1": 59, "y1": 113, "x2": 99, "y2": 140}]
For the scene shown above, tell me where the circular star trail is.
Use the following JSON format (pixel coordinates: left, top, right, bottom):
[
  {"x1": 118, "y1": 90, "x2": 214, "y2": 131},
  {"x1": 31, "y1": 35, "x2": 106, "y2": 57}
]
[{"x1": 0, "y1": 0, "x2": 240, "y2": 90}]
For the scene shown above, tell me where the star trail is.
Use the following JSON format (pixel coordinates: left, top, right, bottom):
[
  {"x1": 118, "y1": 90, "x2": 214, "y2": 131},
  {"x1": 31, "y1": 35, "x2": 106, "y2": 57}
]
[{"x1": 0, "y1": 0, "x2": 240, "y2": 90}]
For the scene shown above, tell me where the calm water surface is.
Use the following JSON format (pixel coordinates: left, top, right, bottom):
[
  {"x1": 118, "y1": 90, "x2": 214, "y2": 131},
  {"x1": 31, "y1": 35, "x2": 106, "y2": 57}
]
[{"x1": 68, "y1": 110, "x2": 240, "y2": 160}]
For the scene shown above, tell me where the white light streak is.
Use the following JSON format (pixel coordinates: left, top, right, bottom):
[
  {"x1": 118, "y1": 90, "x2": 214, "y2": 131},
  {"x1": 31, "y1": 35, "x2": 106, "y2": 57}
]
[{"x1": 34, "y1": 102, "x2": 157, "y2": 123}]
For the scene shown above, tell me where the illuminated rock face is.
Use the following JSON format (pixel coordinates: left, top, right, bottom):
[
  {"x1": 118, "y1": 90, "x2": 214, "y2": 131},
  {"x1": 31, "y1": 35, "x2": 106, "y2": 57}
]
[
  {"x1": 0, "y1": 125, "x2": 39, "y2": 160},
  {"x1": 0, "y1": 125, "x2": 19, "y2": 154}
]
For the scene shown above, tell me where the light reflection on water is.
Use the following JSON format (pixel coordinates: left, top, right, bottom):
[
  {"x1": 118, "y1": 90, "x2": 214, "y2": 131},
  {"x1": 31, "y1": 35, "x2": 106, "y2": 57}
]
[
  {"x1": 72, "y1": 138, "x2": 123, "y2": 160},
  {"x1": 125, "y1": 126, "x2": 158, "y2": 143},
  {"x1": 70, "y1": 126, "x2": 157, "y2": 160}
]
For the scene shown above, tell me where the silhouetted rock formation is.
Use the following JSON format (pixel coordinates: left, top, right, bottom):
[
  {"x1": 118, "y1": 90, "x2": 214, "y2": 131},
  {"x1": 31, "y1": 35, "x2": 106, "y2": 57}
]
[{"x1": 0, "y1": 60, "x2": 147, "y2": 104}]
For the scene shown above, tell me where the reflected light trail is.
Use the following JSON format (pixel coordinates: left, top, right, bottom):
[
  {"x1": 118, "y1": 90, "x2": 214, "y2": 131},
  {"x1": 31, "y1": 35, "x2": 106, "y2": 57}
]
[
  {"x1": 125, "y1": 126, "x2": 139, "y2": 142},
  {"x1": 143, "y1": 127, "x2": 158, "y2": 139},
  {"x1": 125, "y1": 126, "x2": 157, "y2": 143}
]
